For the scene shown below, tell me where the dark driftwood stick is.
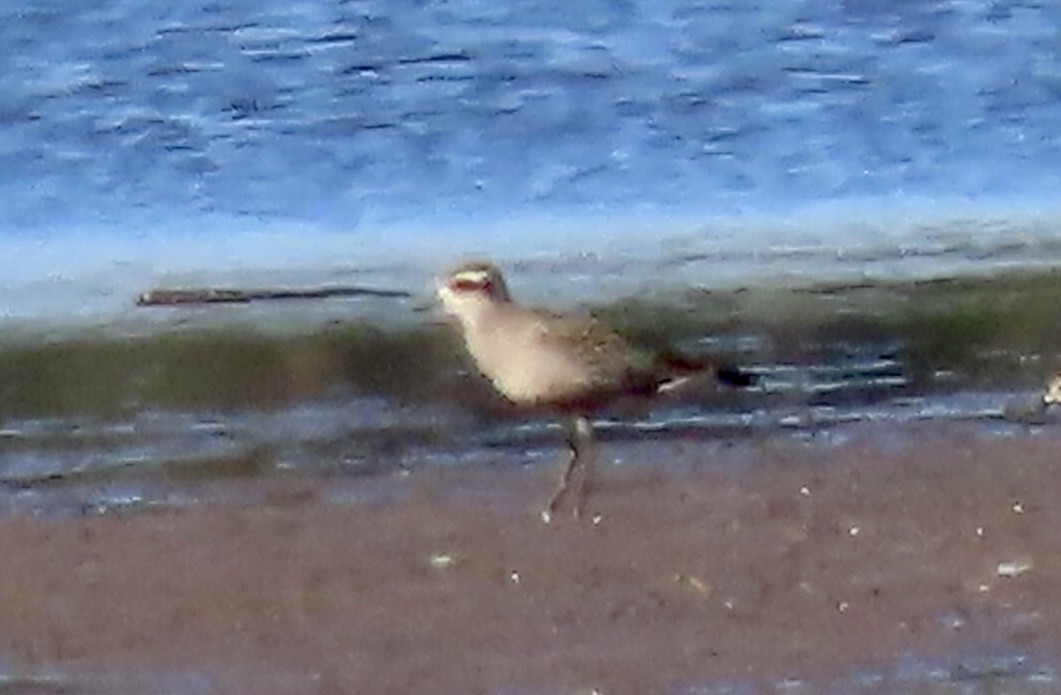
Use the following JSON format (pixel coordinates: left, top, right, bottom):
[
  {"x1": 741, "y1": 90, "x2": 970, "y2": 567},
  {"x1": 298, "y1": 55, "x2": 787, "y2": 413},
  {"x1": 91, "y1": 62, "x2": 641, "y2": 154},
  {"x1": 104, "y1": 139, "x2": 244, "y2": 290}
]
[{"x1": 136, "y1": 286, "x2": 412, "y2": 307}]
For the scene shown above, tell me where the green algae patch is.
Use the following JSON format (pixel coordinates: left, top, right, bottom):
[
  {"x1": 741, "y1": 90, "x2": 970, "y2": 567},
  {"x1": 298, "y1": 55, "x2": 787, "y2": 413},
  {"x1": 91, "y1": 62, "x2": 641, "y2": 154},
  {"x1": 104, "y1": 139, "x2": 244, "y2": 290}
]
[{"x1": 3, "y1": 269, "x2": 1061, "y2": 420}]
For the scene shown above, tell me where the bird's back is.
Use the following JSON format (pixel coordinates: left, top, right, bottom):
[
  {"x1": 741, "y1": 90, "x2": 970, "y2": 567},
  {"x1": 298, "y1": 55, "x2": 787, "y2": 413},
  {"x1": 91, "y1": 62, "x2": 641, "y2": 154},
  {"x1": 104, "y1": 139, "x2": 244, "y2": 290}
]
[{"x1": 461, "y1": 304, "x2": 657, "y2": 410}]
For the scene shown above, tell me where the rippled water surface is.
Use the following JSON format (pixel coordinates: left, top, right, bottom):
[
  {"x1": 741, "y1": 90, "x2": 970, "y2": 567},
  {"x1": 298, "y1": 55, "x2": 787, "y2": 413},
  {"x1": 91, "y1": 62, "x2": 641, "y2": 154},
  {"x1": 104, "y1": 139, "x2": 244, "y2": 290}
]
[{"x1": 3, "y1": 0, "x2": 1061, "y2": 325}]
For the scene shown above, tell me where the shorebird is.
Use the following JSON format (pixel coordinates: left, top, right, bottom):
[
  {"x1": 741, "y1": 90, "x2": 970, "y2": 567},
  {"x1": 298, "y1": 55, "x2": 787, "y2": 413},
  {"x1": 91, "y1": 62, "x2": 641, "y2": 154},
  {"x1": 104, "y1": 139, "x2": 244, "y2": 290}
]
[
  {"x1": 437, "y1": 261, "x2": 752, "y2": 522},
  {"x1": 1044, "y1": 373, "x2": 1061, "y2": 407}
]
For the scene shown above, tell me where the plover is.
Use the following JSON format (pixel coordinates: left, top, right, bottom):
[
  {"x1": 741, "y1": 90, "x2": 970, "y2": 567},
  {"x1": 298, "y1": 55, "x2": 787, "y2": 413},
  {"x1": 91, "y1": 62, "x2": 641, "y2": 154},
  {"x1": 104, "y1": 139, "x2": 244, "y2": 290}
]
[
  {"x1": 437, "y1": 261, "x2": 752, "y2": 521},
  {"x1": 1044, "y1": 373, "x2": 1061, "y2": 407}
]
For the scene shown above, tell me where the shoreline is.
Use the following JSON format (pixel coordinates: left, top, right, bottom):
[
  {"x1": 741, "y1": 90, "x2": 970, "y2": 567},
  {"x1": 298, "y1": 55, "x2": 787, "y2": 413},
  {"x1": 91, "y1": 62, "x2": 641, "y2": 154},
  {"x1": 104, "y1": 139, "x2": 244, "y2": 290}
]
[
  {"x1": 1, "y1": 422, "x2": 1059, "y2": 693},
  {"x1": 4, "y1": 265, "x2": 1061, "y2": 424}
]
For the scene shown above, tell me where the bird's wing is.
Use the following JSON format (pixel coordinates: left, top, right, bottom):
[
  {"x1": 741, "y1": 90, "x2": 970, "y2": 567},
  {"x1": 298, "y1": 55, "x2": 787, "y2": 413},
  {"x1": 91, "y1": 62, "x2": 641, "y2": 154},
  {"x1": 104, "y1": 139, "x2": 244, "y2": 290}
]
[
  {"x1": 526, "y1": 308, "x2": 655, "y2": 383},
  {"x1": 531, "y1": 308, "x2": 756, "y2": 388}
]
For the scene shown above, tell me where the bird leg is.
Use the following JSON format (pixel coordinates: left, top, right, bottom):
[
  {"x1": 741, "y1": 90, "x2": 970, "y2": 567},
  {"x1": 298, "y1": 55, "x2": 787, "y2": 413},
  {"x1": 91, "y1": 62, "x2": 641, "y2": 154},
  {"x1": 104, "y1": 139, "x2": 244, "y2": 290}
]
[
  {"x1": 544, "y1": 415, "x2": 594, "y2": 522},
  {"x1": 570, "y1": 415, "x2": 595, "y2": 519},
  {"x1": 544, "y1": 436, "x2": 578, "y2": 521}
]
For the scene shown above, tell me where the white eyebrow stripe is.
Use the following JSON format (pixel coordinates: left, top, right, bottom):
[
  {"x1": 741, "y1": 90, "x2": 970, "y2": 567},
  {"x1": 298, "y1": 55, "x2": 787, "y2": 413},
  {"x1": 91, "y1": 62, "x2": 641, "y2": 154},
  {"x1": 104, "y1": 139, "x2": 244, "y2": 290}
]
[{"x1": 452, "y1": 270, "x2": 491, "y2": 284}]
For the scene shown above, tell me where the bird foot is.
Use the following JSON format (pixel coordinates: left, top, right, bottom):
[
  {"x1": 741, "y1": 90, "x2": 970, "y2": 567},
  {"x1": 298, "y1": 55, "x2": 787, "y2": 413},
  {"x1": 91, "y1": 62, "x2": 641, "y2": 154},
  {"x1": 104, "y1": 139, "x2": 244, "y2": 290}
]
[{"x1": 540, "y1": 495, "x2": 589, "y2": 524}]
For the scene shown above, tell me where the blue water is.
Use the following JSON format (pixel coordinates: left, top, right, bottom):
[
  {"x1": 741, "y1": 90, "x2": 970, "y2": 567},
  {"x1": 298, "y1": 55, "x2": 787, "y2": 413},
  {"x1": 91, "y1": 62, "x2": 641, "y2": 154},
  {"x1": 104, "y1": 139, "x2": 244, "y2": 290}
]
[{"x1": 3, "y1": 0, "x2": 1061, "y2": 325}]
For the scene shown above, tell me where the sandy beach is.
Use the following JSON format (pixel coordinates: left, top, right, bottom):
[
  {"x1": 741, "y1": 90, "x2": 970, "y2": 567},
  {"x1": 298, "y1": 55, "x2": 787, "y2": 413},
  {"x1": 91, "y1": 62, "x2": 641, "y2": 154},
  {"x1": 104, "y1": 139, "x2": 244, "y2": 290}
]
[{"x1": 0, "y1": 423, "x2": 1058, "y2": 693}]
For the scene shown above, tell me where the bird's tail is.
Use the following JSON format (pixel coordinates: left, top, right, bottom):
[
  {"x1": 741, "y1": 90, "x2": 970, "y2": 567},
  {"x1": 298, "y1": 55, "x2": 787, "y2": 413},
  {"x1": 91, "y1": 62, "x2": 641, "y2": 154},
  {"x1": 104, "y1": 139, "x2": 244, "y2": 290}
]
[
  {"x1": 716, "y1": 365, "x2": 756, "y2": 387},
  {"x1": 655, "y1": 351, "x2": 756, "y2": 388}
]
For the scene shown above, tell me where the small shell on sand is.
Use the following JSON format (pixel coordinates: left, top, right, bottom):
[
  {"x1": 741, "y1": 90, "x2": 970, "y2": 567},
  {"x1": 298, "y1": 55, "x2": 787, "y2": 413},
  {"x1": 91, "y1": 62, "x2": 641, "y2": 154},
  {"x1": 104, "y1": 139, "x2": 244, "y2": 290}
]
[
  {"x1": 997, "y1": 561, "x2": 1032, "y2": 578},
  {"x1": 429, "y1": 553, "x2": 459, "y2": 570}
]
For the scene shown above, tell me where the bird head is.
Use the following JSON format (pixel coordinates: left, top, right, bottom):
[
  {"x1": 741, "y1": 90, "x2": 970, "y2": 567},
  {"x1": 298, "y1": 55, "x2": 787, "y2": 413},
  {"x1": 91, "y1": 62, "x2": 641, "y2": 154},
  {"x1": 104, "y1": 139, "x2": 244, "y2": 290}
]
[{"x1": 437, "y1": 262, "x2": 512, "y2": 324}]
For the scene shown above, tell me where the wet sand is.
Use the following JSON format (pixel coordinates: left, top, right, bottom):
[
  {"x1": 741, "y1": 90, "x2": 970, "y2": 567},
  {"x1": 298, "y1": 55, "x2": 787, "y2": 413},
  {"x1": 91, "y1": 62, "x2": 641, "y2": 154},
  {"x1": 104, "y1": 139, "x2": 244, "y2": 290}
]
[{"x1": 1, "y1": 423, "x2": 1060, "y2": 694}]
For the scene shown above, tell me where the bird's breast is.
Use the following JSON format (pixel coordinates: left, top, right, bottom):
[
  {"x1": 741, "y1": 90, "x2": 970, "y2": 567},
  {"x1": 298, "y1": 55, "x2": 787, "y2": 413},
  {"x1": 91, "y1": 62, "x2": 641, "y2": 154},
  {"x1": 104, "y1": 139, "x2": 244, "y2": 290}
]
[{"x1": 463, "y1": 322, "x2": 594, "y2": 405}]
